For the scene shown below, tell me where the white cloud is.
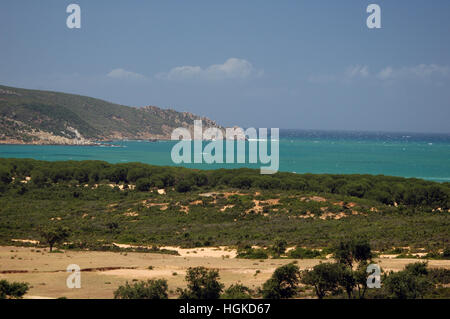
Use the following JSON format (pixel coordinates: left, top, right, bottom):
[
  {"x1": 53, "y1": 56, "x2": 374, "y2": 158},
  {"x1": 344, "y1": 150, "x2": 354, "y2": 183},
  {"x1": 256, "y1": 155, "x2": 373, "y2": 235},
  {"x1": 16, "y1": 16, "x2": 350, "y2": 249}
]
[
  {"x1": 345, "y1": 65, "x2": 369, "y2": 78},
  {"x1": 157, "y1": 58, "x2": 263, "y2": 81},
  {"x1": 309, "y1": 64, "x2": 450, "y2": 85},
  {"x1": 377, "y1": 64, "x2": 450, "y2": 81},
  {"x1": 378, "y1": 67, "x2": 393, "y2": 80},
  {"x1": 107, "y1": 68, "x2": 147, "y2": 80},
  {"x1": 164, "y1": 65, "x2": 203, "y2": 80}
]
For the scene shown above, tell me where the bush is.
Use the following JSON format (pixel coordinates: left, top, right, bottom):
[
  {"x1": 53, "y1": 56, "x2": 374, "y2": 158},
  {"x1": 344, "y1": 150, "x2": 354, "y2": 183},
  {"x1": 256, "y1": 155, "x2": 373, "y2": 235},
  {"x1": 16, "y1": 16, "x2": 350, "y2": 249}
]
[
  {"x1": 236, "y1": 247, "x2": 269, "y2": 259},
  {"x1": 443, "y1": 247, "x2": 450, "y2": 259},
  {"x1": 427, "y1": 268, "x2": 450, "y2": 285},
  {"x1": 221, "y1": 284, "x2": 252, "y2": 299},
  {"x1": 288, "y1": 247, "x2": 321, "y2": 259},
  {"x1": 333, "y1": 238, "x2": 372, "y2": 268},
  {"x1": 262, "y1": 263, "x2": 300, "y2": 299},
  {"x1": 270, "y1": 239, "x2": 287, "y2": 257},
  {"x1": 383, "y1": 266, "x2": 433, "y2": 299},
  {"x1": 40, "y1": 225, "x2": 70, "y2": 252},
  {"x1": 300, "y1": 262, "x2": 343, "y2": 299},
  {"x1": 114, "y1": 279, "x2": 168, "y2": 299},
  {"x1": 127, "y1": 168, "x2": 148, "y2": 183},
  {"x1": 176, "y1": 180, "x2": 193, "y2": 193},
  {"x1": 136, "y1": 178, "x2": 152, "y2": 192},
  {"x1": 0, "y1": 280, "x2": 29, "y2": 299},
  {"x1": 177, "y1": 267, "x2": 224, "y2": 299},
  {"x1": 0, "y1": 169, "x2": 12, "y2": 184}
]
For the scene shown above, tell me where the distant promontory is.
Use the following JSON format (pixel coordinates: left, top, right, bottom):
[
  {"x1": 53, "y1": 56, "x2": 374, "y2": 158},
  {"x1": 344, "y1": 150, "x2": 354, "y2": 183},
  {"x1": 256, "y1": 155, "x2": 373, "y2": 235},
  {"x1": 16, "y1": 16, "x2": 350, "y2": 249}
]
[{"x1": 0, "y1": 85, "x2": 223, "y2": 145}]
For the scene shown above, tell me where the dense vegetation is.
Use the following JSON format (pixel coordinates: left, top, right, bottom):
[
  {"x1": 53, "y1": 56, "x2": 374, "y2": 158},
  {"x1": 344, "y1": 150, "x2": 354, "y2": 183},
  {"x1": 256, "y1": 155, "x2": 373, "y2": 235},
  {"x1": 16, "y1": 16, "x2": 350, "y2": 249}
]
[
  {"x1": 0, "y1": 158, "x2": 448, "y2": 252},
  {"x1": 0, "y1": 85, "x2": 220, "y2": 143}
]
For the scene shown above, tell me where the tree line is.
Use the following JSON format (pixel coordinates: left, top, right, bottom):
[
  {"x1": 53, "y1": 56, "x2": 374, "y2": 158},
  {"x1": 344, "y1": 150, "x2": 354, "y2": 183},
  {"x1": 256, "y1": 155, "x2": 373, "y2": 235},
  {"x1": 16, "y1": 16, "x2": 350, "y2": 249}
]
[{"x1": 1, "y1": 158, "x2": 448, "y2": 209}]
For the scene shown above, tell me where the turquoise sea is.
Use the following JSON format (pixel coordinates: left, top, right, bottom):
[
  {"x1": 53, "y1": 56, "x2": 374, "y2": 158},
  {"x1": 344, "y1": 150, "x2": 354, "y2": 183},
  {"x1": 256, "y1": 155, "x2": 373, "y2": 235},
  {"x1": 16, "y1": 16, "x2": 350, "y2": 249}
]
[{"x1": 0, "y1": 130, "x2": 449, "y2": 182}]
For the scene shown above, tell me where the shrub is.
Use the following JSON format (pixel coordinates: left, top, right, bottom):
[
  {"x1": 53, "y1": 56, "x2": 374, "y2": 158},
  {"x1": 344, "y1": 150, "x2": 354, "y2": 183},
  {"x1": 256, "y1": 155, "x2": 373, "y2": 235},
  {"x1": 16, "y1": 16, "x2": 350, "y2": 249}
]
[
  {"x1": 221, "y1": 284, "x2": 252, "y2": 299},
  {"x1": 443, "y1": 247, "x2": 450, "y2": 259},
  {"x1": 376, "y1": 262, "x2": 433, "y2": 299},
  {"x1": 136, "y1": 178, "x2": 152, "y2": 192},
  {"x1": 427, "y1": 268, "x2": 450, "y2": 285},
  {"x1": 114, "y1": 279, "x2": 168, "y2": 299},
  {"x1": 40, "y1": 225, "x2": 70, "y2": 252},
  {"x1": 383, "y1": 270, "x2": 432, "y2": 299},
  {"x1": 300, "y1": 262, "x2": 343, "y2": 299},
  {"x1": 270, "y1": 239, "x2": 287, "y2": 257},
  {"x1": 176, "y1": 180, "x2": 193, "y2": 193},
  {"x1": 236, "y1": 247, "x2": 268, "y2": 259},
  {"x1": 333, "y1": 238, "x2": 372, "y2": 268},
  {"x1": 0, "y1": 280, "x2": 29, "y2": 299},
  {"x1": 30, "y1": 170, "x2": 48, "y2": 187},
  {"x1": 262, "y1": 263, "x2": 300, "y2": 299},
  {"x1": 0, "y1": 169, "x2": 12, "y2": 184},
  {"x1": 177, "y1": 267, "x2": 224, "y2": 299},
  {"x1": 288, "y1": 247, "x2": 321, "y2": 259}
]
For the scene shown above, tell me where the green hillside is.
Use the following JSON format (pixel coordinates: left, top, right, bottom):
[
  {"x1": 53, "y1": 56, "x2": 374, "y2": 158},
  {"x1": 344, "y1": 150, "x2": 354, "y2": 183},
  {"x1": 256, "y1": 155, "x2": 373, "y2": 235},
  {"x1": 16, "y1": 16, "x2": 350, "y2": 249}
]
[{"x1": 0, "y1": 85, "x2": 221, "y2": 144}]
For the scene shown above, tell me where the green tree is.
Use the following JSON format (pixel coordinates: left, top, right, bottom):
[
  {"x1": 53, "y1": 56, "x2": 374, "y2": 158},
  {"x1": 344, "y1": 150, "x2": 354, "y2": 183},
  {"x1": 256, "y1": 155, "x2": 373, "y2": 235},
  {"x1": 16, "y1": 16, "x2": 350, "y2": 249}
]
[
  {"x1": 0, "y1": 280, "x2": 29, "y2": 299},
  {"x1": 288, "y1": 247, "x2": 321, "y2": 259},
  {"x1": 176, "y1": 179, "x2": 193, "y2": 193},
  {"x1": 127, "y1": 168, "x2": 148, "y2": 183},
  {"x1": 178, "y1": 267, "x2": 224, "y2": 299},
  {"x1": 333, "y1": 238, "x2": 372, "y2": 268},
  {"x1": 301, "y1": 262, "x2": 342, "y2": 299},
  {"x1": 136, "y1": 178, "x2": 152, "y2": 191},
  {"x1": 0, "y1": 169, "x2": 12, "y2": 184},
  {"x1": 443, "y1": 247, "x2": 450, "y2": 259},
  {"x1": 114, "y1": 279, "x2": 168, "y2": 299},
  {"x1": 337, "y1": 264, "x2": 357, "y2": 299},
  {"x1": 271, "y1": 239, "x2": 287, "y2": 257},
  {"x1": 262, "y1": 263, "x2": 300, "y2": 299},
  {"x1": 383, "y1": 263, "x2": 433, "y2": 299},
  {"x1": 40, "y1": 225, "x2": 70, "y2": 252},
  {"x1": 221, "y1": 284, "x2": 252, "y2": 299},
  {"x1": 353, "y1": 261, "x2": 371, "y2": 299}
]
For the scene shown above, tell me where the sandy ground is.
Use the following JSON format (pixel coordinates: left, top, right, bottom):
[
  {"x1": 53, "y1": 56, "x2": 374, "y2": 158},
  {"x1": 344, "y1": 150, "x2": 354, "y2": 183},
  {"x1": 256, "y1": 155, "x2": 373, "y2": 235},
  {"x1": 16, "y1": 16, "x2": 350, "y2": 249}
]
[{"x1": 1, "y1": 246, "x2": 449, "y2": 299}]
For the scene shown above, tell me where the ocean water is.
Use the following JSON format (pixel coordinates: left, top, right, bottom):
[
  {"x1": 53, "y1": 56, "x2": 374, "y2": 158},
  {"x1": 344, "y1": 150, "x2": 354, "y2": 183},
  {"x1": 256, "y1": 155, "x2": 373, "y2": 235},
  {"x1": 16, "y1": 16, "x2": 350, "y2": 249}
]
[{"x1": 0, "y1": 130, "x2": 449, "y2": 182}]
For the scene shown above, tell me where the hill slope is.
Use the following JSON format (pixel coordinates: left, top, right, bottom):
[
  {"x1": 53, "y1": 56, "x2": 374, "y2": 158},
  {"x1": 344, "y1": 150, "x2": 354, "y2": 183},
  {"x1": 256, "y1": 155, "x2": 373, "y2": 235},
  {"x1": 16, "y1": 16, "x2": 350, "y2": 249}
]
[{"x1": 0, "y1": 85, "x2": 221, "y2": 144}]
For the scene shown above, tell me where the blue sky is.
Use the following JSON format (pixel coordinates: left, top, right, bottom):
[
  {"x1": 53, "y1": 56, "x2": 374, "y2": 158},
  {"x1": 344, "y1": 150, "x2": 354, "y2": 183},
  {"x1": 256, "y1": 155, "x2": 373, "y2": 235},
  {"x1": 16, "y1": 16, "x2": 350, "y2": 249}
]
[{"x1": 1, "y1": 0, "x2": 450, "y2": 133}]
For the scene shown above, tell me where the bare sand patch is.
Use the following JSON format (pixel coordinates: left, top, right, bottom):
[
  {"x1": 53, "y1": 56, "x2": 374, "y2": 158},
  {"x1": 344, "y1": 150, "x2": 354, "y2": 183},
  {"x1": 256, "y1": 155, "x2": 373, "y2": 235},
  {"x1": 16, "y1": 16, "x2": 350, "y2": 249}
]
[
  {"x1": 11, "y1": 239, "x2": 40, "y2": 245},
  {"x1": 142, "y1": 201, "x2": 169, "y2": 210},
  {"x1": 246, "y1": 199, "x2": 280, "y2": 214},
  {"x1": 159, "y1": 246, "x2": 237, "y2": 258},
  {"x1": 98, "y1": 269, "x2": 186, "y2": 278},
  {"x1": 301, "y1": 196, "x2": 327, "y2": 202},
  {"x1": 220, "y1": 205, "x2": 235, "y2": 212},
  {"x1": 199, "y1": 192, "x2": 247, "y2": 198},
  {"x1": 123, "y1": 211, "x2": 139, "y2": 217},
  {"x1": 1, "y1": 246, "x2": 448, "y2": 299}
]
